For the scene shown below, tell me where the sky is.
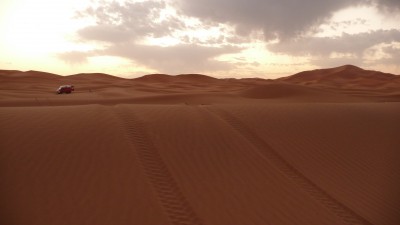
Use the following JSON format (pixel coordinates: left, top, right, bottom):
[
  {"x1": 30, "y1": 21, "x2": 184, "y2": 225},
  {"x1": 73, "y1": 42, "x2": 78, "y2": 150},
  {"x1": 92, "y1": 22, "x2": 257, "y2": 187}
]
[{"x1": 0, "y1": 0, "x2": 399, "y2": 78}]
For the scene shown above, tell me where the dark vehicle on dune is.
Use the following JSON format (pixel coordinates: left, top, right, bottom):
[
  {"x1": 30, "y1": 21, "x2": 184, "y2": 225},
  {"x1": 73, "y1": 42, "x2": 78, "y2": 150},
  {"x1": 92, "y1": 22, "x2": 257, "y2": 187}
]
[{"x1": 57, "y1": 85, "x2": 74, "y2": 94}]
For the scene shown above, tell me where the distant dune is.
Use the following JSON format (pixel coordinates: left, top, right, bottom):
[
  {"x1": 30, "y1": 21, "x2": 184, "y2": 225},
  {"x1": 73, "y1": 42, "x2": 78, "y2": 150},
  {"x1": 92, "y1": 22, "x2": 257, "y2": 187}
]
[
  {"x1": 1, "y1": 65, "x2": 400, "y2": 225},
  {"x1": 240, "y1": 83, "x2": 343, "y2": 100},
  {"x1": 281, "y1": 65, "x2": 399, "y2": 88},
  {"x1": 1, "y1": 65, "x2": 399, "y2": 105},
  {"x1": 134, "y1": 73, "x2": 218, "y2": 83}
]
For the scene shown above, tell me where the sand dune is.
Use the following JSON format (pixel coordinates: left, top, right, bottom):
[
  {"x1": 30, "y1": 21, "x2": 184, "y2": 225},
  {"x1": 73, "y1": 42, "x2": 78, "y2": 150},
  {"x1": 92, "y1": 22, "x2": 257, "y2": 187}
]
[
  {"x1": 281, "y1": 65, "x2": 398, "y2": 88},
  {"x1": 1, "y1": 65, "x2": 399, "y2": 225},
  {"x1": 239, "y1": 83, "x2": 356, "y2": 102},
  {"x1": 281, "y1": 65, "x2": 396, "y2": 83},
  {"x1": 134, "y1": 74, "x2": 218, "y2": 84},
  {"x1": 1, "y1": 65, "x2": 399, "y2": 106}
]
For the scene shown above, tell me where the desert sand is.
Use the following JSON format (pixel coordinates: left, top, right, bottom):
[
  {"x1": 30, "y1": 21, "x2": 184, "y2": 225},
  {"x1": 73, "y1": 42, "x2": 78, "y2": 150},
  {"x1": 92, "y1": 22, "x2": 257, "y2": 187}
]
[{"x1": 1, "y1": 65, "x2": 399, "y2": 225}]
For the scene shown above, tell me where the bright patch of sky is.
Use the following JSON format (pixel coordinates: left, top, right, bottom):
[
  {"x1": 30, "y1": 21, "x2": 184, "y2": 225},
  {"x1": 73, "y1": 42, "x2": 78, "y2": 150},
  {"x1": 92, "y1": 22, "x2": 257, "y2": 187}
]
[{"x1": 316, "y1": 6, "x2": 400, "y2": 37}]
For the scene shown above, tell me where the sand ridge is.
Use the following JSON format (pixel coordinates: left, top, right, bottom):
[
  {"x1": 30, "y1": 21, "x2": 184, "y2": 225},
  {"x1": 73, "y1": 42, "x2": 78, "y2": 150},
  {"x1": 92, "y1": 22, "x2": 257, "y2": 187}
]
[
  {"x1": 1, "y1": 65, "x2": 399, "y2": 107},
  {"x1": 204, "y1": 106, "x2": 373, "y2": 225},
  {"x1": 115, "y1": 106, "x2": 204, "y2": 225}
]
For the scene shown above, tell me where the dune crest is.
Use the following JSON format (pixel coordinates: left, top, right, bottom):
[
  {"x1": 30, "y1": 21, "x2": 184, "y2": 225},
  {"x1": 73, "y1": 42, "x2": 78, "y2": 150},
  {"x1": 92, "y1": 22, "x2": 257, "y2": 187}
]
[{"x1": 282, "y1": 65, "x2": 398, "y2": 86}]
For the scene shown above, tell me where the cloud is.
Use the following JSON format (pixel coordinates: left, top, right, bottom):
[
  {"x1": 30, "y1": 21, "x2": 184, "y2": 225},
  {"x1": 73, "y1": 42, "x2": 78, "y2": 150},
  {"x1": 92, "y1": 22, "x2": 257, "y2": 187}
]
[
  {"x1": 325, "y1": 18, "x2": 368, "y2": 32},
  {"x1": 102, "y1": 43, "x2": 240, "y2": 73},
  {"x1": 268, "y1": 29, "x2": 400, "y2": 68},
  {"x1": 174, "y1": 0, "x2": 400, "y2": 41},
  {"x1": 310, "y1": 55, "x2": 363, "y2": 68},
  {"x1": 373, "y1": 0, "x2": 400, "y2": 11},
  {"x1": 57, "y1": 51, "x2": 90, "y2": 65},
  {"x1": 174, "y1": 0, "x2": 369, "y2": 41},
  {"x1": 268, "y1": 29, "x2": 400, "y2": 56},
  {"x1": 75, "y1": 0, "x2": 400, "y2": 45},
  {"x1": 68, "y1": 0, "x2": 241, "y2": 73},
  {"x1": 373, "y1": 43, "x2": 400, "y2": 64},
  {"x1": 76, "y1": 0, "x2": 184, "y2": 43},
  {"x1": 78, "y1": 25, "x2": 135, "y2": 43},
  {"x1": 65, "y1": 0, "x2": 400, "y2": 75}
]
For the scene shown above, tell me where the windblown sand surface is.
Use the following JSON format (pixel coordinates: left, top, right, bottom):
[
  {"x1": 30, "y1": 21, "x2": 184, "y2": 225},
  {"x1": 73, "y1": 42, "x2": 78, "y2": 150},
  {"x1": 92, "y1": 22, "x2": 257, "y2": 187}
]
[{"x1": 1, "y1": 65, "x2": 400, "y2": 225}]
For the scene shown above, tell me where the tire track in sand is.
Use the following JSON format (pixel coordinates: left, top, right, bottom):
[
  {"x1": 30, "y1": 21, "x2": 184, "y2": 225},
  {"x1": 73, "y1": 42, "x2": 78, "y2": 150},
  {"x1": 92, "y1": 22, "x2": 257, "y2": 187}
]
[
  {"x1": 115, "y1": 107, "x2": 203, "y2": 225},
  {"x1": 204, "y1": 106, "x2": 373, "y2": 225}
]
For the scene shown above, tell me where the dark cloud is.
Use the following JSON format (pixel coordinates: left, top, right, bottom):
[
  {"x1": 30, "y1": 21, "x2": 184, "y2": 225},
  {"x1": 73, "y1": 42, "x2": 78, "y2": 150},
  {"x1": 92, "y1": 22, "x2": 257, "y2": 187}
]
[
  {"x1": 175, "y1": 0, "x2": 400, "y2": 41},
  {"x1": 325, "y1": 18, "x2": 368, "y2": 32},
  {"x1": 374, "y1": 44, "x2": 400, "y2": 64},
  {"x1": 374, "y1": 0, "x2": 400, "y2": 11},
  {"x1": 268, "y1": 29, "x2": 400, "y2": 56},
  {"x1": 102, "y1": 43, "x2": 240, "y2": 73},
  {"x1": 175, "y1": 0, "x2": 369, "y2": 41},
  {"x1": 268, "y1": 30, "x2": 400, "y2": 68}
]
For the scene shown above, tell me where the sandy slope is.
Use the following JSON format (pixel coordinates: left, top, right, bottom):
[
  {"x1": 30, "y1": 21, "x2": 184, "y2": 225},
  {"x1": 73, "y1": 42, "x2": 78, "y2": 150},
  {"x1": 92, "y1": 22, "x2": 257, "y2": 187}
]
[
  {"x1": 1, "y1": 66, "x2": 400, "y2": 225},
  {"x1": 0, "y1": 105, "x2": 167, "y2": 225}
]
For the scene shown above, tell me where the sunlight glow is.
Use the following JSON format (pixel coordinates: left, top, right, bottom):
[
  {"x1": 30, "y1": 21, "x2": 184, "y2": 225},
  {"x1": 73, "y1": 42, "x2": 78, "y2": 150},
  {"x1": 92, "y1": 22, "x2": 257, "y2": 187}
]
[{"x1": 2, "y1": 0, "x2": 89, "y2": 56}]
